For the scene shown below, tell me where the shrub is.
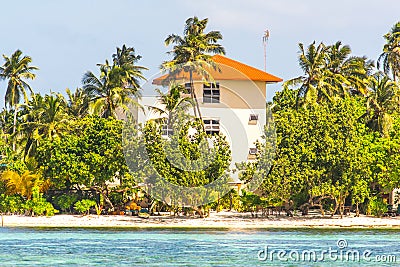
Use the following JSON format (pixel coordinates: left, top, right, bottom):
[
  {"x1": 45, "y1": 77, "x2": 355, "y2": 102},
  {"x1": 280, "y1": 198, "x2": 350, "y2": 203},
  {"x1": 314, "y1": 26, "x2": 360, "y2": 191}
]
[
  {"x1": 368, "y1": 196, "x2": 388, "y2": 217},
  {"x1": 0, "y1": 194, "x2": 24, "y2": 214},
  {"x1": 25, "y1": 187, "x2": 58, "y2": 216},
  {"x1": 74, "y1": 199, "x2": 96, "y2": 215},
  {"x1": 54, "y1": 194, "x2": 78, "y2": 213}
]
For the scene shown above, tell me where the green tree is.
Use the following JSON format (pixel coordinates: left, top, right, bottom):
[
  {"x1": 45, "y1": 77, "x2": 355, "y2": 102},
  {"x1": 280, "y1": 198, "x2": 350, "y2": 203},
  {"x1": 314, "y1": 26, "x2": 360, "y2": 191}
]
[
  {"x1": 257, "y1": 96, "x2": 373, "y2": 217},
  {"x1": 147, "y1": 83, "x2": 193, "y2": 130},
  {"x1": 363, "y1": 72, "x2": 400, "y2": 137},
  {"x1": 36, "y1": 116, "x2": 128, "y2": 209},
  {"x1": 66, "y1": 88, "x2": 90, "y2": 118},
  {"x1": 140, "y1": 118, "x2": 231, "y2": 216},
  {"x1": 162, "y1": 16, "x2": 225, "y2": 119},
  {"x1": 74, "y1": 199, "x2": 96, "y2": 215},
  {"x1": 378, "y1": 22, "x2": 400, "y2": 81},
  {"x1": 83, "y1": 45, "x2": 146, "y2": 119},
  {"x1": 0, "y1": 50, "x2": 38, "y2": 149}
]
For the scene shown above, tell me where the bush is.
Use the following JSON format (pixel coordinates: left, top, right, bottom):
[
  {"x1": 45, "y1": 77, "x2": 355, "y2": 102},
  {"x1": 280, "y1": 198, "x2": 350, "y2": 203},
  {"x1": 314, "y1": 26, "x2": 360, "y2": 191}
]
[
  {"x1": 25, "y1": 187, "x2": 58, "y2": 216},
  {"x1": 53, "y1": 194, "x2": 78, "y2": 213},
  {"x1": 368, "y1": 196, "x2": 388, "y2": 217},
  {"x1": 0, "y1": 194, "x2": 24, "y2": 214},
  {"x1": 74, "y1": 199, "x2": 96, "y2": 215}
]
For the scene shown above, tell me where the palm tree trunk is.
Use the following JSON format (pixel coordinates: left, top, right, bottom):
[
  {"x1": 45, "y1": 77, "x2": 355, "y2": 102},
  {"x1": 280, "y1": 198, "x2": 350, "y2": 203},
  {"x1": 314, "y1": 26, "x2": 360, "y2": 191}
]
[
  {"x1": 189, "y1": 70, "x2": 198, "y2": 118},
  {"x1": 189, "y1": 70, "x2": 206, "y2": 132},
  {"x1": 12, "y1": 105, "x2": 18, "y2": 151}
]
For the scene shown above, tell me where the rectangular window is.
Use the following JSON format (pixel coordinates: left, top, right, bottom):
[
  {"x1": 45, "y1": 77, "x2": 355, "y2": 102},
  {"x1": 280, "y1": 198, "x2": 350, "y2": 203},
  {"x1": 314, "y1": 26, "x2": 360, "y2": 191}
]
[
  {"x1": 248, "y1": 147, "x2": 258, "y2": 160},
  {"x1": 203, "y1": 82, "x2": 220, "y2": 103},
  {"x1": 249, "y1": 148, "x2": 258, "y2": 155},
  {"x1": 249, "y1": 114, "x2": 259, "y2": 121},
  {"x1": 184, "y1": 83, "x2": 192, "y2": 95},
  {"x1": 161, "y1": 123, "x2": 173, "y2": 136},
  {"x1": 249, "y1": 114, "x2": 259, "y2": 125},
  {"x1": 204, "y1": 119, "x2": 220, "y2": 135}
]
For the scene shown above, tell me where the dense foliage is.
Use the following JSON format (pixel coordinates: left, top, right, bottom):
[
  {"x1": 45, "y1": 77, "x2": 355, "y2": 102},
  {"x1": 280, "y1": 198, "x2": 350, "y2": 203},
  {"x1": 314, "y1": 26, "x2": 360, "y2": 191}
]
[{"x1": 0, "y1": 19, "x2": 400, "y2": 218}]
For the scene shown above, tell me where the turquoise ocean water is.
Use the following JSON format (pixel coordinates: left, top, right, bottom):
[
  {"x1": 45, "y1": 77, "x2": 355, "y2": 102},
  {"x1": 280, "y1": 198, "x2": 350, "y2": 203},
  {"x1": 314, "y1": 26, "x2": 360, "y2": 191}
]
[{"x1": 0, "y1": 227, "x2": 399, "y2": 266}]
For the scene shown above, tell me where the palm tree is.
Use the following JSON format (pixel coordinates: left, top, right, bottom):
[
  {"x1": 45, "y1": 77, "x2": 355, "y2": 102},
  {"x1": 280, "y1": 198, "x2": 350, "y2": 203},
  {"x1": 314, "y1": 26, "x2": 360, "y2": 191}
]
[
  {"x1": 147, "y1": 83, "x2": 193, "y2": 134},
  {"x1": 1, "y1": 170, "x2": 42, "y2": 200},
  {"x1": 83, "y1": 45, "x2": 147, "y2": 119},
  {"x1": 0, "y1": 50, "x2": 38, "y2": 149},
  {"x1": 286, "y1": 41, "x2": 373, "y2": 107},
  {"x1": 378, "y1": 22, "x2": 400, "y2": 81},
  {"x1": 21, "y1": 93, "x2": 67, "y2": 157},
  {"x1": 162, "y1": 16, "x2": 225, "y2": 119},
  {"x1": 284, "y1": 42, "x2": 326, "y2": 106},
  {"x1": 83, "y1": 62, "x2": 132, "y2": 118},
  {"x1": 111, "y1": 45, "x2": 147, "y2": 93},
  {"x1": 324, "y1": 41, "x2": 373, "y2": 97},
  {"x1": 363, "y1": 72, "x2": 400, "y2": 137},
  {"x1": 66, "y1": 88, "x2": 90, "y2": 118}
]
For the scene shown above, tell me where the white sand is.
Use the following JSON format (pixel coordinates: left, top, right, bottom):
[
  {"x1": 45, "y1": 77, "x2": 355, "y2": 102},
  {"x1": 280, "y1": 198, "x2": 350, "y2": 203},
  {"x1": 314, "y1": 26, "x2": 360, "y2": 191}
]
[{"x1": 2, "y1": 211, "x2": 400, "y2": 229}]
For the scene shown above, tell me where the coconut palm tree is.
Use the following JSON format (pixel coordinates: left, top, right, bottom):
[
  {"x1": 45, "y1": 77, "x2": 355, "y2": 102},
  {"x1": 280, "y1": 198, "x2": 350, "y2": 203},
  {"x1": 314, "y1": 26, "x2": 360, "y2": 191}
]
[
  {"x1": 363, "y1": 72, "x2": 400, "y2": 137},
  {"x1": 324, "y1": 41, "x2": 373, "y2": 97},
  {"x1": 147, "y1": 83, "x2": 193, "y2": 134},
  {"x1": 83, "y1": 62, "x2": 133, "y2": 118},
  {"x1": 21, "y1": 93, "x2": 67, "y2": 157},
  {"x1": 162, "y1": 16, "x2": 225, "y2": 119},
  {"x1": 66, "y1": 88, "x2": 90, "y2": 118},
  {"x1": 0, "y1": 50, "x2": 38, "y2": 149},
  {"x1": 111, "y1": 45, "x2": 147, "y2": 94},
  {"x1": 378, "y1": 22, "x2": 400, "y2": 81},
  {"x1": 83, "y1": 46, "x2": 146, "y2": 119},
  {"x1": 286, "y1": 41, "x2": 374, "y2": 107},
  {"x1": 284, "y1": 42, "x2": 326, "y2": 106}
]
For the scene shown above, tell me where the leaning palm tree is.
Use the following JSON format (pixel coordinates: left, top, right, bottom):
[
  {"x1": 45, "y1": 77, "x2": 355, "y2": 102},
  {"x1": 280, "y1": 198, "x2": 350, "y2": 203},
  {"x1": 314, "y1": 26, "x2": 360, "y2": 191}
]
[
  {"x1": 162, "y1": 17, "x2": 225, "y2": 119},
  {"x1": 378, "y1": 22, "x2": 400, "y2": 81},
  {"x1": 0, "y1": 50, "x2": 38, "y2": 149},
  {"x1": 363, "y1": 72, "x2": 400, "y2": 137}
]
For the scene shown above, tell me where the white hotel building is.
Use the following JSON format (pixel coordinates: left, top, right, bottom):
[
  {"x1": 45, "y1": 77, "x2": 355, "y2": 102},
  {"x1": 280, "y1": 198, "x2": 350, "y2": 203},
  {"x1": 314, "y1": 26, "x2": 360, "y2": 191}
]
[{"x1": 136, "y1": 55, "x2": 282, "y2": 182}]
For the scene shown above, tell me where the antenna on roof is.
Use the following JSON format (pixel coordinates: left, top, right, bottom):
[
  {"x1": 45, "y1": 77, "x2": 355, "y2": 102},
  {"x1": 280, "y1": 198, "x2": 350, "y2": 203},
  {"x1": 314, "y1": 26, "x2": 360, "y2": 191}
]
[{"x1": 262, "y1": 29, "x2": 270, "y2": 72}]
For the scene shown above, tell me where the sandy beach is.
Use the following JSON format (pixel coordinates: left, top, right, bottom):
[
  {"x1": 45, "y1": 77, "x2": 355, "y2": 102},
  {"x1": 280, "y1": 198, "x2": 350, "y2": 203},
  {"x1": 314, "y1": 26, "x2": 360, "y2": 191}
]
[{"x1": 2, "y1": 211, "x2": 400, "y2": 229}]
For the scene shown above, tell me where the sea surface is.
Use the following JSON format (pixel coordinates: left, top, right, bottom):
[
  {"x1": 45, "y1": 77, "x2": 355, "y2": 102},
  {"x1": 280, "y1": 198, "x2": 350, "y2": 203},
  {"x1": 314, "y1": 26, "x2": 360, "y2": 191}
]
[{"x1": 0, "y1": 227, "x2": 399, "y2": 266}]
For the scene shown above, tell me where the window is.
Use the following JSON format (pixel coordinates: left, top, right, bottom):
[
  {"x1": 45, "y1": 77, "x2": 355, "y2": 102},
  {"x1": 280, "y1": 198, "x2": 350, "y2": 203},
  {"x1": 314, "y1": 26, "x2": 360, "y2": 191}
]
[
  {"x1": 184, "y1": 83, "x2": 192, "y2": 95},
  {"x1": 249, "y1": 114, "x2": 259, "y2": 125},
  {"x1": 203, "y1": 82, "x2": 220, "y2": 103},
  {"x1": 204, "y1": 119, "x2": 220, "y2": 135},
  {"x1": 249, "y1": 148, "x2": 258, "y2": 155},
  {"x1": 248, "y1": 147, "x2": 258, "y2": 160},
  {"x1": 249, "y1": 114, "x2": 259, "y2": 121},
  {"x1": 161, "y1": 123, "x2": 173, "y2": 136}
]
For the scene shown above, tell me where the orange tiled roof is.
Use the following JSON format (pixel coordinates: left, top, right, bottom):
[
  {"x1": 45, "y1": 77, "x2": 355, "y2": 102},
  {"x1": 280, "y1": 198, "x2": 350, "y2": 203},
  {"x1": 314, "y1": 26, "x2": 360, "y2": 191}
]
[{"x1": 153, "y1": 54, "x2": 282, "y2": 85}]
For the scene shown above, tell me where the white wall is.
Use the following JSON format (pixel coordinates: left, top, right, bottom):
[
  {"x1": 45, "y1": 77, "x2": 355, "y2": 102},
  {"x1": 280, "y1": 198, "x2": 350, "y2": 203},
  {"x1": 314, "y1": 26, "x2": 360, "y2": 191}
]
[{"x1": 136, "y1": 96, "x2": 266, "y2": 182}]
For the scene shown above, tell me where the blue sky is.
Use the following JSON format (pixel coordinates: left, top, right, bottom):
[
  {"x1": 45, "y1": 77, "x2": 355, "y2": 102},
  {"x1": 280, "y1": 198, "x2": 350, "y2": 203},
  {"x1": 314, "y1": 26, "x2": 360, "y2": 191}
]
[{"x1": 1, "y1": 0, "x2": 399, "y2": 107}]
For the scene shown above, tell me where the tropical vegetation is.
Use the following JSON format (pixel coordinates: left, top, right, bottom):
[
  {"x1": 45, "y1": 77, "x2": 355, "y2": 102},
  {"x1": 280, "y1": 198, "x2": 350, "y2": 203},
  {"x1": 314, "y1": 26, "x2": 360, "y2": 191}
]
[{"x1": 0, "y1": 19, "x2": 400, "y2": 219}]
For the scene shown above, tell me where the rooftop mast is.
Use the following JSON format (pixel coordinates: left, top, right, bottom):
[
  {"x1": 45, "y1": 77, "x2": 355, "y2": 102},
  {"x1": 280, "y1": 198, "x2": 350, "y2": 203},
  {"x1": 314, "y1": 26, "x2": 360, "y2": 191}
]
[{"x1": 262, "y1": 29, "x2": 270, "y2": 72}]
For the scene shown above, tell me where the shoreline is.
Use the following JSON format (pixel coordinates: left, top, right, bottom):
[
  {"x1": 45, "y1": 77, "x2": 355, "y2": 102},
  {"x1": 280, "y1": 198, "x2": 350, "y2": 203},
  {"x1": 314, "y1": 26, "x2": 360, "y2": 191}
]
[{"x1": 2, "y1": 212, "x2": 400, "y2": 229}]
